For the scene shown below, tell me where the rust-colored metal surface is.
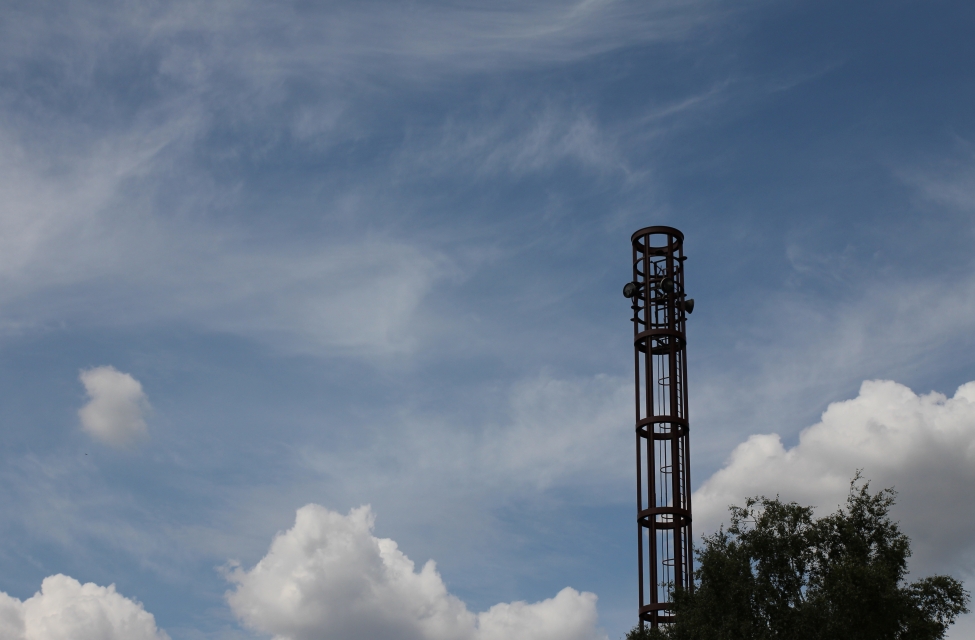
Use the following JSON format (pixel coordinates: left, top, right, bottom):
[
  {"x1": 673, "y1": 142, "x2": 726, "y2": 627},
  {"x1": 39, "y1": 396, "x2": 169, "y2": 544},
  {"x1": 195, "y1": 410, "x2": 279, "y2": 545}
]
[{"x1": 625, "y1": 226, "x2": 694, "y2": 628}]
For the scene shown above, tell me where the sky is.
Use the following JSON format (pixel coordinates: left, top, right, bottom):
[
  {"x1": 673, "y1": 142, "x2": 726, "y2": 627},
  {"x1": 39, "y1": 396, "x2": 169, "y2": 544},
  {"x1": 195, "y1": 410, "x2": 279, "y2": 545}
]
[{"x1": 1, "y1": 1, "x2": 974, "y2": 639}]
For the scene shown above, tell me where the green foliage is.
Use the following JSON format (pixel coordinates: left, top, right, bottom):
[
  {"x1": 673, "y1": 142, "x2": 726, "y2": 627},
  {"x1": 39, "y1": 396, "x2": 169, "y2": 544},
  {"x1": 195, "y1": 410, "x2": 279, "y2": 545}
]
[
  {"x1": 625, "y1": 624, "x2": 667, "y2": 640},
  {"x1": 631, "y1": 475, "x2": 969, "y2": 640}
]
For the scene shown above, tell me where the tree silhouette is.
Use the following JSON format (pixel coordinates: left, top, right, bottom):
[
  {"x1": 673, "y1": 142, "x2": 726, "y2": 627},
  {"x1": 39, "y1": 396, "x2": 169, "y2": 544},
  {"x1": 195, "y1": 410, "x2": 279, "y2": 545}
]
[{"x1": 627, "y1": 475, "x2": 969, "y2": 640}]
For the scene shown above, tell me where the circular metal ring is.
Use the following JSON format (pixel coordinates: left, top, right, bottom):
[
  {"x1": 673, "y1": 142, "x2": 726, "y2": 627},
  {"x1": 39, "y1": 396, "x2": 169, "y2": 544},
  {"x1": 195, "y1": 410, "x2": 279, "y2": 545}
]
[{"x1": 631, "y1": 225, "x2": 685, "y2": 244}]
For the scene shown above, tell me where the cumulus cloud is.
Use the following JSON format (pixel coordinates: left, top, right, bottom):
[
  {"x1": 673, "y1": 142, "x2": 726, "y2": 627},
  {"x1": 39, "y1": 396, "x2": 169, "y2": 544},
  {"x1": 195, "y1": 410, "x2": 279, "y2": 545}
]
[
  {"x1": 78, "y1": 366, "x2": 150, "y2": 448},
  {"x1": 226, "y1": 504, "x2": 605, "y2": 640},
  {"x1": 0, "y1": 574, "x2": 169, "y2": 640},
  {"x1": 477, "y1": 589, "x2": 603, "y2": 640},
  {"x1": 693, "y1": 379, "x2": 975, "y2": 576}
]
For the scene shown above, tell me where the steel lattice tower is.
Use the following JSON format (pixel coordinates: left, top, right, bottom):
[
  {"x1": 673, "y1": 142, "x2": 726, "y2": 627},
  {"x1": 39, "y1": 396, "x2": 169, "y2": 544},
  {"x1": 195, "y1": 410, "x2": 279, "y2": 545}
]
[{"x1": 625, "y1": 226, "x2": 694, "y2": 628}]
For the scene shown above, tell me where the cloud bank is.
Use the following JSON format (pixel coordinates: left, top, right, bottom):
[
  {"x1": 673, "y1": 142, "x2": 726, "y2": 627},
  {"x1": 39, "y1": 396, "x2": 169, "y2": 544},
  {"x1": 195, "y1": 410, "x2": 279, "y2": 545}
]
[
  {"x1": 0, "y1": 575, "x2": 169, "y2": 640},
  {"x1": 78, "y1": 366, "x2": 150, "y2": 448},
  {"x1": 226, "y1": 504, "x2": 605, "y2": 640},
  {"x1": 694, "y1": 379, "x2": 975, "y2": 577},
  {"x1": 0, "y1": 505, "x2": 604, "y2": 640}
]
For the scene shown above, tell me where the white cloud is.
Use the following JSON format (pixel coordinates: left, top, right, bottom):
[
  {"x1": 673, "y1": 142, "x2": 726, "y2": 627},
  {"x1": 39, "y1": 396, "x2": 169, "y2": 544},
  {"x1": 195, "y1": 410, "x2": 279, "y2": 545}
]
[
  {"x1": 0, "y1": 574, "x2": 169, "y2": 640},
  {"x1": 78, "y1": 366, "x2": 151, "y2": 448},
  {"x1": 690, "y1": 257, "x2": 975, "y2": 472},
  {"x1": 693, "y1": 379, "x2": 975, "y2": 578},
  {"x1": 477, "y1": 589, "x2": 602, "y2": 640},
  {"x1": 226, "y1": 504, "x2": 606, "y2": 640},
  {"x1": 0, "y1": 594, "x2": 23, "y2": 640}
]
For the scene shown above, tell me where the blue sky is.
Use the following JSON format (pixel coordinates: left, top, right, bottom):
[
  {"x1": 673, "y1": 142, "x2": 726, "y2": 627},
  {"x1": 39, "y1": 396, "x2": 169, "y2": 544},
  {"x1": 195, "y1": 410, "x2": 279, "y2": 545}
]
[{"x1": 2, "y1": 1, "x2": 975, "y2": 639}]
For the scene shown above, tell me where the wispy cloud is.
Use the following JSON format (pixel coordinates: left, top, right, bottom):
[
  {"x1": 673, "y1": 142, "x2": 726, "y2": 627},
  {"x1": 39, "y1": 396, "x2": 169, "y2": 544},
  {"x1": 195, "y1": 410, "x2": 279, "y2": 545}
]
[
  {"x1": 407, "y1": 106, "x2": 627, "y2": 179},
  {"x1": 2, "y1": 1, "x2": 736, "y2": 356},
  {"x1": 298, "y1": 372, "x2": 633, "y2": 506},
  {"x1": 0, "y1": 107, "x2": 449, "y2": 355},
  {"x1": 0, "y1": 0, "x2": 730, "y2": 113},
  {"x1": 897, "y1": 145, "x2": 975, "y2": 214}
]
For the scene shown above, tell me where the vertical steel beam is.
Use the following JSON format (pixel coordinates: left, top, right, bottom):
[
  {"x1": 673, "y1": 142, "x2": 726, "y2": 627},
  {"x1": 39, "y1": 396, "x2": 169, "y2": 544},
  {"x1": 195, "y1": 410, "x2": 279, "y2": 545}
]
[{"x1": 627, "y1": 226, "x2": 693, "y2": 628}]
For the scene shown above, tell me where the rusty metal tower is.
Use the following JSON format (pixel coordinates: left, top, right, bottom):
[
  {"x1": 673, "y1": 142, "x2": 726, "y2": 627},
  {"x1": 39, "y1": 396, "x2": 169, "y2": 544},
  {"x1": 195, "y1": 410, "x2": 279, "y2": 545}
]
[{"x1": 624, "y1": 226, "x2": 694, "y2": 628}]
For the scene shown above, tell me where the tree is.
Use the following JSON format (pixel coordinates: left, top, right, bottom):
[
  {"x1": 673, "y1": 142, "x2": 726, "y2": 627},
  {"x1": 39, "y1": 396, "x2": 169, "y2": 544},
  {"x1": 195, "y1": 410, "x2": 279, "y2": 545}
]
[{"x1": 626, "y1": 475, "x2": 970, "y2": 640}]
